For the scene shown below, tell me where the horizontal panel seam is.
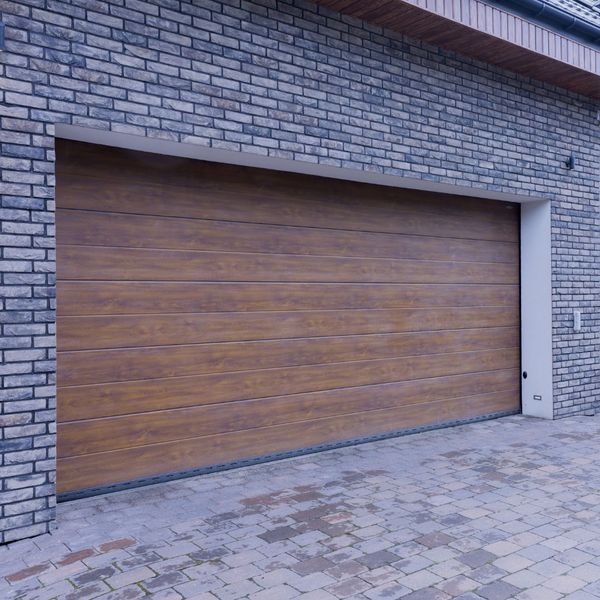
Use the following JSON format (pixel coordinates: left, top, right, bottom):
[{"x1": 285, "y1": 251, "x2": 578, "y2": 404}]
[
  {"x1": 57, "y1": 242, "x2": 520, "y2": 264},
  {"x1": 58, "y1": 369, "x2": 522, "y2": 425},
  {"x1": 55, "y1": 205, "x2": 519, "y2": 244},
  {"x1": 58, "y1": 324, "x2": 520, "y2": 351},
  {"x1": 57, "y1": 388, "x2": 521, "y2": 458},
  {"x1": 56, "y1": 326, "x2": 521, "y2": 354},
  {"x1": 56, "y1": 347, "x2": 520, "y2": 390}
]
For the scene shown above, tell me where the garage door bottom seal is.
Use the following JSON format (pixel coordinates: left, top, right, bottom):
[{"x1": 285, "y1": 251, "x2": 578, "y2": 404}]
[{"x1": 58, "y1": 408, "x2": 520, "y2": 503}]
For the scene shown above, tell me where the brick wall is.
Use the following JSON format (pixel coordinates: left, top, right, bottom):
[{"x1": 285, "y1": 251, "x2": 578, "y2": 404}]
[{"x1": 0, "y1": 0, "x2": 599, "y2": 543}]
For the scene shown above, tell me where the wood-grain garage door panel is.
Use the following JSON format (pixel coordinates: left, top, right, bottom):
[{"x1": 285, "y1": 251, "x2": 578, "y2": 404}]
[
  {"x1": 57, "y1": 209, "x2": 520, "y2": 263},
  {"x1": 59, "y1": 369, "x2": 519, "y2": 457},
  {"x1": 58, "y1": 347, "x2": 520, "y2": 422},
  {"x1": 57, "y1": 175, "x2": 518, "y2": 241},
  {"x1": 58, "y1": 246, "x2": 519, "y2": 284},
  {"x1": 58, "y1": 144, "x2": 519, "y2": 243},
  {"x1": 58, "y1": 306, "x2": 519, "y2": 351},
  {"x1": 58, "y1": 327, "x2": 519, "y2": 386},
  {"x1": 57, "y1": 282, "x2": 519, "y2": 315},
  {"x1": 56, "y1": 140, "x2": 520, "y2": 494},
  {"x1": 58, "y1": 390, "x2": 517, "y2": 493}
]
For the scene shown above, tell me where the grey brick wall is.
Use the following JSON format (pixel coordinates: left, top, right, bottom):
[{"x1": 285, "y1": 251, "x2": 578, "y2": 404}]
[{"x1": 0, "y1": 0, "x2": 599, "y2": 543}]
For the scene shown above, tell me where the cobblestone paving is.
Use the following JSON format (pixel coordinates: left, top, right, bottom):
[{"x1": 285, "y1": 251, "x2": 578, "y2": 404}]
[{"x1": 4, "y1": 415, "x2": 600, "y2": 600}]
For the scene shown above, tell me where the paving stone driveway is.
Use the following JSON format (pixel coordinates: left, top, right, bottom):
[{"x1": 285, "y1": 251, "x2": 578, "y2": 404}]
[{"x1": 4, "y1": 414, "x2": 600, "y2": 600}]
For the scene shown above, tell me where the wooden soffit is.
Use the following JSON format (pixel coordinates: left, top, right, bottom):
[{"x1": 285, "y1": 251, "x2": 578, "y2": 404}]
[{"x1": 314, "y1": 0, "x2": 600, "y2": 99}]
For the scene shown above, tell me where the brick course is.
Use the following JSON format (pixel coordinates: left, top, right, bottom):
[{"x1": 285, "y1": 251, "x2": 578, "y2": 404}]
[{"x1": 0, "y1": 0, "x2": 599, "y2": 543}]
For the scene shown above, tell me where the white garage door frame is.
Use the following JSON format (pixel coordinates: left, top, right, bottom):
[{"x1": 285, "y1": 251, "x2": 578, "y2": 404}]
[{"x1": 54, "y1": 123, "x2": 554, "y2": 421}]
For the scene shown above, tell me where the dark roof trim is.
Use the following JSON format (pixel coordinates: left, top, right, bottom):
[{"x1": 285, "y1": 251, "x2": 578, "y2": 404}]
[
  {"x1": 314, "y1": 0, "x2": 600, "y2": 98},
  {"x1": 491, "y1": 0, "x2": 600, "y2": 46}
]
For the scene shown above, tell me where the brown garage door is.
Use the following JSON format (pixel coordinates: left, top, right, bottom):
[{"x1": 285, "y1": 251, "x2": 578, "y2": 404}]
[{"x1": 56, "y1": 140, "x2": 521, "y2": 496}]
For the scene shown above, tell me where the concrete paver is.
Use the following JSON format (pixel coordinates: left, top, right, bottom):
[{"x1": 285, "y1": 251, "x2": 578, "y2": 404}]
[{"x1": 3, "y1": 415, "x2": 600, "y2": 599}]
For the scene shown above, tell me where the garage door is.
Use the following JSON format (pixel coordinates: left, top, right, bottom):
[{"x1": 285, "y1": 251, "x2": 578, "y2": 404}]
[{"x1": 56, "y1": 140, "x2": 521, "y2": 496}]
